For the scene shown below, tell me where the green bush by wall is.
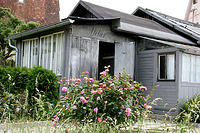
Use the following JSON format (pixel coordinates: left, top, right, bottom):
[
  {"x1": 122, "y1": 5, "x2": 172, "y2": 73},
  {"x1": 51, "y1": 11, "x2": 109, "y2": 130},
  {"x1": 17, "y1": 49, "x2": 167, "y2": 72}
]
[{"x1": 0, "y1": 66, "x2": 59, "y2": 107}]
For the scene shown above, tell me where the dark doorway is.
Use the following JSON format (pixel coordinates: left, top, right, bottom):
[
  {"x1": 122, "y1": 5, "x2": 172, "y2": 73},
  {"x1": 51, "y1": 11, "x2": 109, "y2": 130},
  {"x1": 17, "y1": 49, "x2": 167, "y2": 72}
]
[{"x1": 98, "y1": 41, "x2": 115, "y2": 77}]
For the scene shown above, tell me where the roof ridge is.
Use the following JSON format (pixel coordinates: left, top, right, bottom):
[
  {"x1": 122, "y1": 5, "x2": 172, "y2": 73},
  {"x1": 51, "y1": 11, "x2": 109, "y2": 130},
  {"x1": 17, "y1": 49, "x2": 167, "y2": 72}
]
[{"x1": 145, "y1": 8, "x2": 200, "y2": 28}]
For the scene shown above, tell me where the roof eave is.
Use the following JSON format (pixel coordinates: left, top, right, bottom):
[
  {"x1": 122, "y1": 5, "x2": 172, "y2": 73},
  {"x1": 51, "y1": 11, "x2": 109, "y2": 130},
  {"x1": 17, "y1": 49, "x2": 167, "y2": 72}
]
[{"x1": 6, "y1": 19, "x2": 74, "y2": 40}]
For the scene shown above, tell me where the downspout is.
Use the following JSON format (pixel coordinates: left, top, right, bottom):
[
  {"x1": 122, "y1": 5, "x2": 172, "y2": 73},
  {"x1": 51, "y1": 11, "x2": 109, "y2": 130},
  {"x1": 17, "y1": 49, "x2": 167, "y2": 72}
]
[{"x1": 8, "y1": 39, "x2": 18, "y2": 67}]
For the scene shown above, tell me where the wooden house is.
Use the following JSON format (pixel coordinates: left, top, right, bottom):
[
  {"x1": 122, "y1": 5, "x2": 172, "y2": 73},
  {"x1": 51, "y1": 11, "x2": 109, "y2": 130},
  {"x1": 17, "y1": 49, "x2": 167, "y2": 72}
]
[{"x1": 7, "y1": 1, "x2": 200, "y2": 115}]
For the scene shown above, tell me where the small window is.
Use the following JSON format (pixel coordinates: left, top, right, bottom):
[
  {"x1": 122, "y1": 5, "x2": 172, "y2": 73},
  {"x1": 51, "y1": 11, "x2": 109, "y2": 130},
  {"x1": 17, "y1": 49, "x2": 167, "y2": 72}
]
[
  {"x1": 18, "y1": 0, "x2": 23, "y2": 3},
  {"x1": 158, "y1": 53, "x2": 175, "y2": 80},
  {"x1": 193, "y1": 0, "x2": 198, "y2": 4}
]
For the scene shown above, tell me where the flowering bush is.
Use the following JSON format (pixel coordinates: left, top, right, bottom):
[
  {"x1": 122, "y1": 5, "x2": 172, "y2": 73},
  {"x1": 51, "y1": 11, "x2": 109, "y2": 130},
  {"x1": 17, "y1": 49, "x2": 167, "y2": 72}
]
[{"x1": 53, "y1": 66, "x2": 151, "y2": 126}]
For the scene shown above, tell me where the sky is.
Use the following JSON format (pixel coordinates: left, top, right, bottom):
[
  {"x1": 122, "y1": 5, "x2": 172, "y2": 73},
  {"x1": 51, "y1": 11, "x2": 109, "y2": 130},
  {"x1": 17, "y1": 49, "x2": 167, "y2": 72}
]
[{"x1": 59, "y1": 0, "x2": 189, "y2": 20}]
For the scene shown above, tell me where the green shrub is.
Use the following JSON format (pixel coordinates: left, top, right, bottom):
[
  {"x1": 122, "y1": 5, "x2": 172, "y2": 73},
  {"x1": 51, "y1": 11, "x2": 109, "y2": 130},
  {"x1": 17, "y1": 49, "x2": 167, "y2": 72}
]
[
  {"x1": 0, "y1": 67, "x2": 29, "y2": 94},
  {"x1": 181, "y1": 94, "x2": 200, "y2": 123},
  {"x1": 53, "y1": 66, "x2": 151, "y2": 127},
  {"x1": 27, "y1": 66, "x2": 59, "y2": 115},
  {"x1": 0, "y1": 66, "x2": 59, "y2": 121}
]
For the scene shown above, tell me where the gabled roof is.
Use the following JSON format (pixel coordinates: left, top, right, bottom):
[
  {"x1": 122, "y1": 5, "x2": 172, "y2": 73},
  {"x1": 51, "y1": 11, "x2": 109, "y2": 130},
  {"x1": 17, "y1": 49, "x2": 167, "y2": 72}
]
[
  {"x1": 68, "y1": 1, "x2": 195, "y2": 45},
  {"x1": 69, "y1": 1, "x2": 176, "y2": 33},
  {"x1": 133, "y1": 7, "x2": 200, "y2": 44}
]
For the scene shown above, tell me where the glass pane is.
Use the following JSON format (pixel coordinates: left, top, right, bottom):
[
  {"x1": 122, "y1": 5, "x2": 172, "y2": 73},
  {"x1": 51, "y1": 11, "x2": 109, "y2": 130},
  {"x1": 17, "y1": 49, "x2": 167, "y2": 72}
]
[
  {"x1": 52, "y1": 34, "x2": 57, "y2": 73},
  {"x1": 182, "y1": 53, "x2": 190, "y2": 82},
  {"x1": 159, "y1": 55, "x2": 166, "y2": 79},
  {"x1": 167, "y1": 54, "x2": 175, "y2": 80},
  {"x1": 196, "y1": 56, "x2": 200, "y2": 83},
  {"x1": 191, "y1": 55, "x2": 196, "y2": 82},
  {"x1": 40, "y1": 38, "x2": 44, "y2": 66}
]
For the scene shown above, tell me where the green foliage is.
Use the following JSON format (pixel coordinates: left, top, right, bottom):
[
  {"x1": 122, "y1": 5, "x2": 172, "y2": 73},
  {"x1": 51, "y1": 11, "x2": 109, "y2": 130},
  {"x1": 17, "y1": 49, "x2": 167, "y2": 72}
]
[
  {"x1": 27, "y1": 66, "x2": 59, "y2": 117},
  {"x1": 53, "y1": 66, "x2": 151, "y2": 127},
  {"x1": 0, "y1": 66, "x2": 29, "y2": 94},
  {"x1": 0, "y1": 66, "x2": 59, "y2": 121},
  {"x1": 0, "y1": 7, "x2": 40, "y2": 67},
  {"x1": 181, "y1": 94, "x2": 200, "y2": 123}
]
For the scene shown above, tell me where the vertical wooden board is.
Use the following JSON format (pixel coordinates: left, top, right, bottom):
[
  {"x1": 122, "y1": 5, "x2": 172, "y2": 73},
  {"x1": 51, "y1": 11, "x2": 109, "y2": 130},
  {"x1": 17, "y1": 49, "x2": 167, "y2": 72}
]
[
  {"x1": 114, "y1": 42, "x2": 135, "y2": 78},
  {"x1": 91, "y1": 40, "x2": 99, "y2": 78},
  {"x1": 80, "y1": 37, "x2": 91, "y2": 74},
  {"x1": 71, "y1": 36, "x2": 81, "y2": 78}
]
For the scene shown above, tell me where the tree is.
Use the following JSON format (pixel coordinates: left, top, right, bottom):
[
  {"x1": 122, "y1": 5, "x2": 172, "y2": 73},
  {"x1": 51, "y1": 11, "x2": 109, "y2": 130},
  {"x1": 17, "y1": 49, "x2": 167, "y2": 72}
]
[{"x1": 0, "y1": 7, "x2": 40, "y2": 67}]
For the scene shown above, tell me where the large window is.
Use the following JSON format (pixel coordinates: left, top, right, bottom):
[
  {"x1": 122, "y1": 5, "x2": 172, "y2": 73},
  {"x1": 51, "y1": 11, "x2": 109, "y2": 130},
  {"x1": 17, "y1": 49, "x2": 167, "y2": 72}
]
[
  {"x1": 182, "y1": 53, "x2": 200, "y2": 83},
  {"x1": 39, "y1": 32, "x2": 64, "y2": 74},
  {"x1": 158, "y1": 53, "x2": 175, "y2": 80},
  {"x1": 22, "y1": 38, "x2": 38, "y2": 68},
  {"x1": 21, "y1": 32, "x2": 64, "y2": 74}
]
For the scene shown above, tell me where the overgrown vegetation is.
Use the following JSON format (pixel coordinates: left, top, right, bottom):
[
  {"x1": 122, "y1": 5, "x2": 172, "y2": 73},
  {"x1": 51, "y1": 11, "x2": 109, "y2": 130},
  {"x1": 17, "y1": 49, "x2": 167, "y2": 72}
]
[
  {"x1": 178, "y1": 94, "x2": 200, "y2": 124},
  {"x1": 0, "y1": 66, "x2": 199, "y2": 132},
  {"x1": 0, "y1": 66, "x2": 59, "y2": 121}
]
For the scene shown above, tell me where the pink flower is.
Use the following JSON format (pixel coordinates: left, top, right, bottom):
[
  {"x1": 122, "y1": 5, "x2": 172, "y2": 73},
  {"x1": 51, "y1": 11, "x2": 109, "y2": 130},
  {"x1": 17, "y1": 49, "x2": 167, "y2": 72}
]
[
  {"x1": 102, "y1": 84, "x2": 106, "y2": 87},
  {"x1": 54, "y1": 115, "x2": 57, "y2": 118},
  {"x1": 85, "y1": 71, "x2": 89, "y2": 75},
  {"x1": 130, "y1": 86, "x2": 135, "y2": 90},
  {"x1": 126, "y1": 108, "x2": 131, "y2": 113},
  {"x1": 105, "y1": 69, "x2": 109, "y2": 72},
  {"x1": 77, "y1": 79, "x2": 81, "y2": 82},
  {"x1": 94, "y1": 107, "x2": 98, "y2": 113},
  {"x1": 135, "y1": 100, "x2": 138, "y2": 103},
  {"x1": 126, "y1": 112, "x2": 130, "y2": 116},
  {"x1": 60, "y1": 96, "x2": 64, "y2": 98},
  {"x1": 86, "y1": 97, "x2": 89, "y2": 99},
  {"x1": 124, "y1": 88, "x2": 127, "y2": 90},
  {"x1": 57, "y1": 112, "x2": 60, "y2": 115},
  {"x1": 97, "y1": 96, "x2": 100, "y2": 101},
  {"x1": 100, "y1": 71, "x2": 106, "y2": 76},
  {"x1": 109, "y1": 83, "x2": 115, "y2": 88},
  {"x1": 81, "y1": 90, "x2": 84, "y2": 94},
  {"x1": 98, "y1": 118, "x2": 102, "y2": 122},
  {"x1": 89, "y1": 78, "x2": 94, "y2": 82},
  {"x1": 56, "y1": 117, "x2": 59, "y2": 120},
  {"x1": 140, "y1": 86, "x2": 147, "y2": 91},
  {"x1": 83, "y1": 107, "x2": 86, "y2": 109},
  {"x1": 119, "y1": 88, "x2": 123, "y2": 91},
  {"x1": 73, "y1": 105, "x2": 77, "y2": 110},
  {"x1": 91, "y1": 89, "x2": 97, "y2": 94},
  {"x1": 103, "y1": 120, "x2": 106, "y2": 123},
  {"x1": 80, "y1": 97, "x2": 86, "y2": 103},
  {"x1": 62, "y1": 87, "x2": 67, "y2": 92}
]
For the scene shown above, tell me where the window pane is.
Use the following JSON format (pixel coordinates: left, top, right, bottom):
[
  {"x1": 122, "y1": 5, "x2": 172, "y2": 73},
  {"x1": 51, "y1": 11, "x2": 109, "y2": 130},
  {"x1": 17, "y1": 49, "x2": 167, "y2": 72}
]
[
  {"x1": 167, "y1": 54, "x2": 175, "y2": 79},
  {"x1": 182, "y1": 53, "x2": 190, "y2": 82},
  {"x1": 196, "y1": 56, "x2": 200, "y2": 83},
  {"x1": 160, "y1": 55, "x2": 166, "y2": 79},
  {"x1": 191, "y1": 55, "x2": 196, "y2": 82}
]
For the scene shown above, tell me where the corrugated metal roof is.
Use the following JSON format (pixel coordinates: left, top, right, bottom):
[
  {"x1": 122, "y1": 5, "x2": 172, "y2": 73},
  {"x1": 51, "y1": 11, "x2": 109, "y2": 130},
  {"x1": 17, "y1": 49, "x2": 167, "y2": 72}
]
[
  {"x1": 136, "y1": 7, "x2": 200, "y2": 43},
  {"x1": 114, "y1": 22, "x2": 195, "y2": 45},
  {"x1": 140, "y1": 36, "x2": 200, "y2": 53}
]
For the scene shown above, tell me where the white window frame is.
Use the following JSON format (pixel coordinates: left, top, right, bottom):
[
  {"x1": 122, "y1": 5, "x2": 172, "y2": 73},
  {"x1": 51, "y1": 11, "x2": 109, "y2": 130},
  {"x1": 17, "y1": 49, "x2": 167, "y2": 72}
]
[
  {"x1": 39, "y1": 31, "x2": 64, "y2": 74},
  {"x1": 182, "y1": 53, "x2": 200, "y2": 83},
  {"x1": 21, "y1": 38, "x2": 38, "y2": 68},
  {"x1": 158, "y1": 53, "x2": 175, "y2": 81}
]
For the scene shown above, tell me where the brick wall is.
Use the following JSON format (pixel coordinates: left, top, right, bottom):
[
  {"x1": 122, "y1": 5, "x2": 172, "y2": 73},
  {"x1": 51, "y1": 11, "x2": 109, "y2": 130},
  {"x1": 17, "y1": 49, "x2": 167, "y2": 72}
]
[{"x1": 0, "y1": 0, "x2": 60, "y2": 26}]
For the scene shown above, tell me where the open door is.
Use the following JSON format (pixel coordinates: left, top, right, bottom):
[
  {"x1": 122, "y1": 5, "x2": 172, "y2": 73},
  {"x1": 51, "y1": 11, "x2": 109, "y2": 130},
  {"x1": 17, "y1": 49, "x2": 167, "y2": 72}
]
[
  {"x1": 98, "y1": 42, "x2": 115, "y2": 77},
  {"x1": 114, "y1": 42, "x2": 135, "y2": 78}
]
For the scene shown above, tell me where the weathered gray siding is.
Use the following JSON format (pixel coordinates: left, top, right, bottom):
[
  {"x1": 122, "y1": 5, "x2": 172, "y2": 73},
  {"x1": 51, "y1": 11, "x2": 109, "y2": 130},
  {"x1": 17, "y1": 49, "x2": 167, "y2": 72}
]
[
  {"x1": 136, "y1": 39, "x2": 179, "y2": 115},
  {"x1": 64, "y1": 24, "x2": 135, "y2": 79},
  {"x1": 178, "y1": 52, "x2": 200, "y2": 107}
]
